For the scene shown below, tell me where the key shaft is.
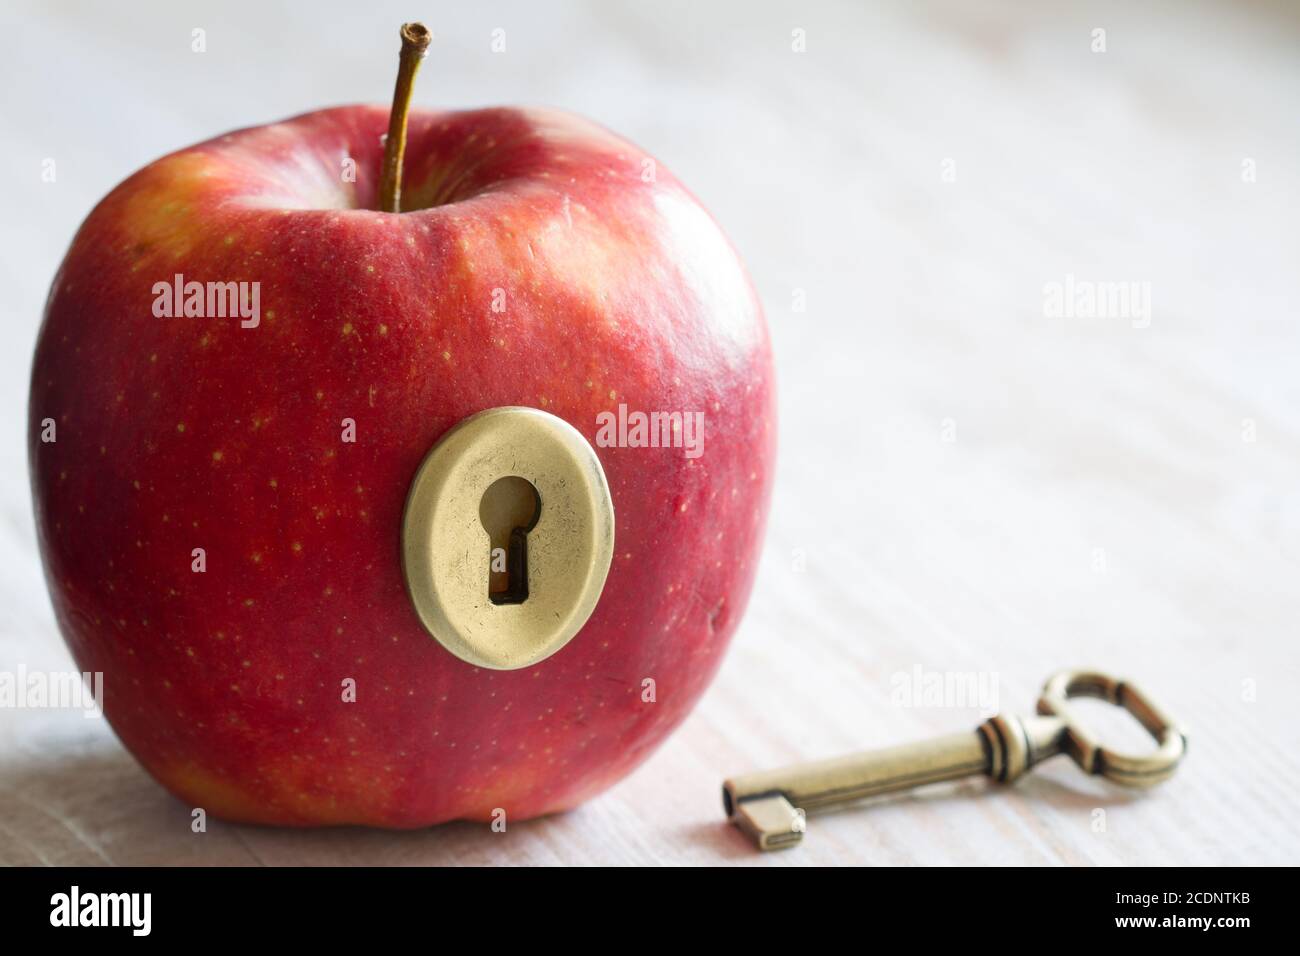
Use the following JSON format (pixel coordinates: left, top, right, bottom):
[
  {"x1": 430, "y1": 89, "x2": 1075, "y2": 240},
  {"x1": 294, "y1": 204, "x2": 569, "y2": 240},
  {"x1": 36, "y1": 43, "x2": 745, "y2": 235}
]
[{"x1": 724, "y1": 713, "x2": 1069, "y2": 850}]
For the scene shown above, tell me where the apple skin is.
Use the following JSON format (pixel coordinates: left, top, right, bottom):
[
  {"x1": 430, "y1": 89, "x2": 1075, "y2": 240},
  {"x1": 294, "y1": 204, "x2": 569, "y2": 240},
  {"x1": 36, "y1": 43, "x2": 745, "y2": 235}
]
[{"x1": 28, "y1": 105, "x2": 775, "y2": 827}]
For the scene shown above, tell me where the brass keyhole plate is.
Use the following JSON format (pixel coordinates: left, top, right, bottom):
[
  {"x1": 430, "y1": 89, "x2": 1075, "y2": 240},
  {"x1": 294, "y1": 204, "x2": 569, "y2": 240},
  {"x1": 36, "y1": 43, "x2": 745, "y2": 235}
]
[{"x1": 401, "y1": 407, "x2": 616, "y2": 670}]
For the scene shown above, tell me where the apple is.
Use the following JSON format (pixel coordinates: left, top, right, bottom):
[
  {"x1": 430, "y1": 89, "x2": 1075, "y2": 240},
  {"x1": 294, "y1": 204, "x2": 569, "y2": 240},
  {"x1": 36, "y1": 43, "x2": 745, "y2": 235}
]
[{"x1": 28, "y1": 25, "x2": 775, "y2": 827}]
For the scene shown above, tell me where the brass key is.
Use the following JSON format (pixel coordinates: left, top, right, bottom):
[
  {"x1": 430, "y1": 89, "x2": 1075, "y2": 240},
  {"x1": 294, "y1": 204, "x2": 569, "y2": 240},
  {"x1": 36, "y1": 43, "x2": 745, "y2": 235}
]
[{"x1": 723, "y1": 670, "x2": 1188, "y2": 850}]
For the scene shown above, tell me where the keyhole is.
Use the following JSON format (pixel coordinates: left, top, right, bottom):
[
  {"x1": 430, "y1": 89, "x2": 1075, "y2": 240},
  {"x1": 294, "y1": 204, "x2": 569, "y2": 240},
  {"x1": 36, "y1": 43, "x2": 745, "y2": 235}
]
[{"x1": 479, "y1": 476, "x2": 541, "y2": 605}]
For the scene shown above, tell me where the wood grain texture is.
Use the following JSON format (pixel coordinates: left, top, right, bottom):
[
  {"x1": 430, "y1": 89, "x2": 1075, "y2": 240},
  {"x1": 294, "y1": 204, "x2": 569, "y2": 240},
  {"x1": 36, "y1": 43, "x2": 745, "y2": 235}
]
[{"x1": 1, "y1": 0, "x2": 1297, "y2": 865}]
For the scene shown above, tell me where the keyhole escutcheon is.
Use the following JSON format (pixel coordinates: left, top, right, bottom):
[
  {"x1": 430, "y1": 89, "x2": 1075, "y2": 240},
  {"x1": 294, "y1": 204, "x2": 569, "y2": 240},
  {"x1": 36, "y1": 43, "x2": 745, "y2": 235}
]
[{"x1": 479, "y1": 476, "x2": 541, "y2": 604}]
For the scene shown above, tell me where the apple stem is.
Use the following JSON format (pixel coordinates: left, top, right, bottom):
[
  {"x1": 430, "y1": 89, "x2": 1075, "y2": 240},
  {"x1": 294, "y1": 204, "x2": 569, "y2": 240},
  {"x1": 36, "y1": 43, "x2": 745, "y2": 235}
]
[{"x1": 379, "y1": 22, "x2": 432, "y2": 213}]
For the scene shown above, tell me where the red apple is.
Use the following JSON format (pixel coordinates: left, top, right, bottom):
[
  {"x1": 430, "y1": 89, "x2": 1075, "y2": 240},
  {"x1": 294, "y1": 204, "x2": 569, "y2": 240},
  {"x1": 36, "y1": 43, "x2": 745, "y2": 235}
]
[{"x1": 29, "y1": 77, "x2": 774, "y2": 825}]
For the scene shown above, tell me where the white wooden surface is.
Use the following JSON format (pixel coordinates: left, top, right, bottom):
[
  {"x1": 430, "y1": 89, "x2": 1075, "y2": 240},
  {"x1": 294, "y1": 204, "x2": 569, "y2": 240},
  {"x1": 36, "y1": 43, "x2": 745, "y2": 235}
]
[{"x1": 2, "y1": 0, "x2": 1298, "y2": 865}]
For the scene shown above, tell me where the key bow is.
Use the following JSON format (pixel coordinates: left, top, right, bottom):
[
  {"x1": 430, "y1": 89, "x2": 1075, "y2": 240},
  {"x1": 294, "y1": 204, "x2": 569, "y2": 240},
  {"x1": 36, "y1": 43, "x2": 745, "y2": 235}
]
[{"x1": 1036, "y1": 669, "x2": 1188, "y2": 787}]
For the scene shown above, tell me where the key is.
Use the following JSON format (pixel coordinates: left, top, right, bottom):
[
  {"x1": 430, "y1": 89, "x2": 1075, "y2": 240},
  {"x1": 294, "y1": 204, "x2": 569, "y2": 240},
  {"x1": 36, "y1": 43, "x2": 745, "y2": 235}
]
[{"x1": 723, "y1": 669, "x2": 1188, "y2": 850}]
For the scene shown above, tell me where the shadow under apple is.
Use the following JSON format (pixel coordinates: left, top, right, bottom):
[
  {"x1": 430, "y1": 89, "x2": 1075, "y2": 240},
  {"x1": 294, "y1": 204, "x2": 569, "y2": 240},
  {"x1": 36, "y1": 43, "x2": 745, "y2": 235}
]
[{"x1": 0, "y1": 737, "x2": 597, "y2": 866}]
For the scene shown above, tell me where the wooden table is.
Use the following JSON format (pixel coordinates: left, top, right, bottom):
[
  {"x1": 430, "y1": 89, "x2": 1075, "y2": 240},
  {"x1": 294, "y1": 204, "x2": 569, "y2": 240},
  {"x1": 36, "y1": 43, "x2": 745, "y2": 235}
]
[{"x1": 2, "y1": 0, "x2": 1297, "y2": 865}]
